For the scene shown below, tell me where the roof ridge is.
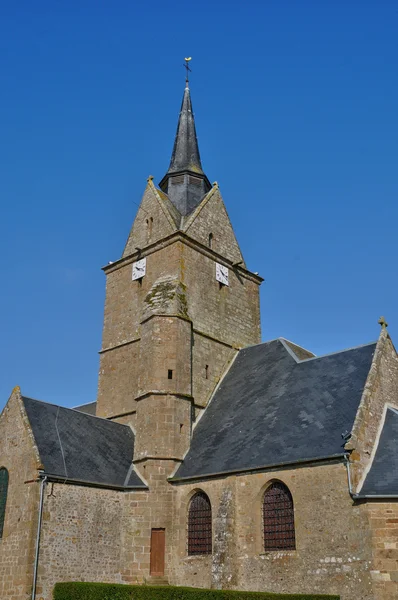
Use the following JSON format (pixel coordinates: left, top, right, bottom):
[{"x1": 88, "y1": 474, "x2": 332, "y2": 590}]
[
  {"x1": 297, "y1": 340, "x2": 377, "y2": 363},
  {"x1": 279, "y1": 337, "x2": 315, "y2": 356},
  {"x1": 241, "y1": 338, "x2": 284, "y2": 350},
  {"x1": 22, "y1": 396, "x2": 132, "y2": 430},
  {"x1": 73, "y1": 401, "x2": 96, "y2": 408},
  {"x1": 233, "y1": 338, "x2": 378, "y2": 367}
]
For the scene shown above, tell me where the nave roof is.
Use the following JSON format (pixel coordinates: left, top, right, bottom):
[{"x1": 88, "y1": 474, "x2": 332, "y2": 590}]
[
  {"x1": 174, "y1": 338, "x2": 377, "y2": 480},
  {"x1": 22, "y1": 396, "x2": 146, "y2": 489}
]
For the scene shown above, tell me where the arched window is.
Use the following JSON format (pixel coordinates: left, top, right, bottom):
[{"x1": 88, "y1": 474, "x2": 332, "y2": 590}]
[
  {"x1": 208, "y1": 233, "x2": 213, "y2": 249},
  {"x1": 187, "y1": 491, "x2": 212, "y2": 555},
  {"x1": 0, "y1": 468, "x2": 9, "y2": 539},
  {"x1": 263, "y1": 481, "x2": 295, "y2": 551}
]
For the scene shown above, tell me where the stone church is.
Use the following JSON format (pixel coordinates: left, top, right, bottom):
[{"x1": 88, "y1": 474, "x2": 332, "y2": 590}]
[{"x1": 1, "y1": 77, "x2": 398, "y2": 600}]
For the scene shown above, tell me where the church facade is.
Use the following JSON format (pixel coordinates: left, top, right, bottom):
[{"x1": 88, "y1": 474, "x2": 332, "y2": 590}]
[{"x1": 1, "y1": 79, "x2": 398, "y2": 600}]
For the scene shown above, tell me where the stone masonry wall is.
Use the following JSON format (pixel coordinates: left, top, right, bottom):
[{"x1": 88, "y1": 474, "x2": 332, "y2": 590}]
[
  {"x1": 98, "y1": 238, "x2": 261, "y2": 420},
  {"x1": 97, "y1": 243, "x2": 183, "y2": 419},
  {"x1": 129, "y1": 459, "x2": 180, "y2": 585},
  {"x1": 29, "y1": 457, "x2": 396, "y2": 600},
  {"x1": 36, "y1": 475, "x2": 185, "y2": 599},
  {"x1": 192, "y1": 332, "x2": 236, "y2": 410},
  {"x1": 98, "y1": 342, "x2": 139, "y2": 421},
  {"x1": 37, "y1": 483, "x2": 128, "y2": 600},
  {"x1": 0, "y1": 389, "x2": 41, "y2": 600},
  {"x1": 138, "y1": 316, "x2": 191, "y2": 399},
  {"x1": 365, "y1": 501, "x2": 398, "y2": 600},
  {"x1": 179, "y1": 242, "x2": 261, "y2": 348},
  {"x1": 135, "y1": 394, "x2": 192, "y2": 461},
  {"x1": 171, "y1": 462, "x2": 375, "y2": 600},
  {"x1": 183, "y1": 186, "x2": 244, "y2": 266}
]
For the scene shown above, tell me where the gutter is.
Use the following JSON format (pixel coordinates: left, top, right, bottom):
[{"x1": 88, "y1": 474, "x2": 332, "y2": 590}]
[
  {"x1": 354, "y1": 494, "x2": 398, "y2": 499},
  {"x1": 169, "y1": 453, "x2": 347, "y2": 483},
  {"x1": 32, "y1": 474, "x2": 47, "y2": 600},
  {"x1": 41, "y1": 472, "x2": 148, "y2": 492}
]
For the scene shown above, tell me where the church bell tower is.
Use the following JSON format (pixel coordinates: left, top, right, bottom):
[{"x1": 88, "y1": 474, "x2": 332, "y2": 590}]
[{"x1": 96, "y1": 74, "x2": 262, "y2": 471}]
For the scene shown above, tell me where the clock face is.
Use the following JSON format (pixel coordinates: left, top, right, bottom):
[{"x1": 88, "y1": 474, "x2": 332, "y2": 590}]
[
  {"x1": 216, "y1": 263, "x2": 229, "y2": 286},
  {"x1": 132, "y1": 257, "x2": 146, "y2": 280}
]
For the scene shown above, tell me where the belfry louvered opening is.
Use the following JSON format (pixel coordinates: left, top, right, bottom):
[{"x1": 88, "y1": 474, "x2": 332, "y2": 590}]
[
  {"x1": 188, "y1": 175, "x2": 202, "y2": 186},
  {"x1": 263, "y1": 481, "x2": 295, "y2": 551},
  {"x1": 171, "y1": 175, "x2": 185, "y2": 185},
  {"x1": 187, "y1": 491, "x2": 212, "y2": 555}
]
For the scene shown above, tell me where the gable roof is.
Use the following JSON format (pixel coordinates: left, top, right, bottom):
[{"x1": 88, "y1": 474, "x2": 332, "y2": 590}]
[
  {"x1": 358, "y1": 407, "x2": 398, "y2": 497},
  {"x1": 174, "y1": 339, "x2": 376, "y2": 480},
  {"x1": 22, "y1": 397, "x2": 146, "y2": 489}
]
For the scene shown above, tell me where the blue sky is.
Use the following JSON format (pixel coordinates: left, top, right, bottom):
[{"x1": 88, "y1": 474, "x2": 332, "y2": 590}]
[{"x1": 1, "y1": 1, "x2": 397, "y2": 409}]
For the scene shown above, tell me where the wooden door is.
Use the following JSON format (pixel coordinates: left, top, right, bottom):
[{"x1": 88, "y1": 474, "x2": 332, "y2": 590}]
[{"x1": 150, "y1": 528, "x2": 165, "y2": 576}]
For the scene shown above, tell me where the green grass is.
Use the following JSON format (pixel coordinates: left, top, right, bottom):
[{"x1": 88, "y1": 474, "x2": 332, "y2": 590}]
[{"x1": 53, "y1": 582, "x2": 339, "y2": 600}]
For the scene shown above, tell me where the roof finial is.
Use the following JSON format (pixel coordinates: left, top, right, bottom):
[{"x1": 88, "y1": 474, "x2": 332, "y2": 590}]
[
  {"x1": 183, "y1": 57, "x2": 192, "y2": 85},
  {"x1": 378, "y1": 316, "x2": 388, "y2": 329}
]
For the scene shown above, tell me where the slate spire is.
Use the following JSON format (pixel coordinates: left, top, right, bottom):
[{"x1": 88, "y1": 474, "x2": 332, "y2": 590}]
[
  {"x1": 168, "y1": 82, "x2": 204, "y2": 176},
  {"x1": 159, "y1": 81, "x2": 211, "y2": 216}
]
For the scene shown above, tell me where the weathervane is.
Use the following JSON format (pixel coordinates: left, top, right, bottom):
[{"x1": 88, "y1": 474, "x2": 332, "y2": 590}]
[{"x1": 183, "y1": 57, "x2": 192, "y2": 84}]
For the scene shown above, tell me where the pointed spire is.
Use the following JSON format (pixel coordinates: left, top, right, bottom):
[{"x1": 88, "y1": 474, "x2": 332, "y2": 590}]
[
  {"x1": 167, "y1": 82, "x2": 204, "y2": 176},
  {"x1": 159, "y1": 73, "x2": 211, "y2": 216}
]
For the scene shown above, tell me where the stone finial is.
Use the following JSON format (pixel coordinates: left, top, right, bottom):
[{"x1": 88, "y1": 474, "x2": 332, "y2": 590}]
[
  {"x1": 212, "y1": 181, "x2": 218, "y2": 188},
  {"x1": 378, "y1": 316, "x2": 388, "y2": 329},
  {"x1": 147, "y1": 175, "x2": 154, "y2": 182}
]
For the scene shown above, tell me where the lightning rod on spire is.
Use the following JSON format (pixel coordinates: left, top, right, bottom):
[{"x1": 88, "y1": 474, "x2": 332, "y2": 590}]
[{"x1": 183, "y1": 57, "x2": 192, "y2": 84}]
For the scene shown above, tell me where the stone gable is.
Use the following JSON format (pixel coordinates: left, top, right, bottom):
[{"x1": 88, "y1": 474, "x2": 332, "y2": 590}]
[
  {"x1": 0, "y1": 388, "x2": 41, "y2": 600},
  {"x1": 347, "y1": 330, "x2": 398, "y2": 491},
  {"x1": 122, "y1": 181, "x2": 179, "y2": 259},
  {"x1": 183, "y1": 186, "x2": 244, "y2": 266}
]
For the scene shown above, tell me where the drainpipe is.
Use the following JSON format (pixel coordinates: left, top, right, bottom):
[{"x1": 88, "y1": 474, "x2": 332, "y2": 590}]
[{"x1": 32, "y1": 475, "x2": 47, "y2": 600}]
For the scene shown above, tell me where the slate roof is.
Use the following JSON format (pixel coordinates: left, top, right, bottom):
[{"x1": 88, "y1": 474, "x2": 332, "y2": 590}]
[
  {"x1": 166, "y1": 83, "x2": 204, "y2": 177},
  {"x1": 174, "y1": 339, "x2": 376, "y2": 480},
  {"x1": 22, "y1": 397, "x2": 146, "y2": 489},
  {"x1": 159, "y1": 83, "x2": 211, "y2": 216},
  {"x1": 359, "y1": 407, "x2": 398, "y2": 497}
]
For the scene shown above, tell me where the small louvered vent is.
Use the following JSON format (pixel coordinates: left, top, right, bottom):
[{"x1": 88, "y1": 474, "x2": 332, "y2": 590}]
[
  {"x1": 171, "y1": 175, "x2": 184, "y2": 185},
  {"x1": 189, "y1": 175, "x2": 202, "y2": 186}
]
